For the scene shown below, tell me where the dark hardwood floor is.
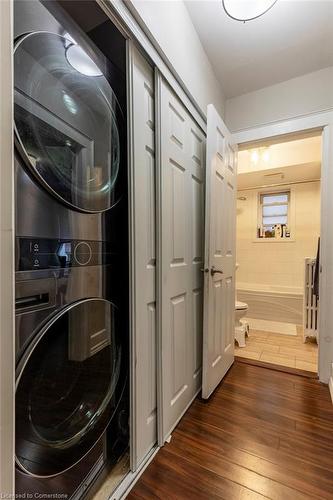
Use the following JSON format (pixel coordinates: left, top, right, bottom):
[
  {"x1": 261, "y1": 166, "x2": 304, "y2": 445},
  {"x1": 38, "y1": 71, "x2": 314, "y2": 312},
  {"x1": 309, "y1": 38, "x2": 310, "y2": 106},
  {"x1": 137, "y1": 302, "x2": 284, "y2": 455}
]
[{"x1": 127, "y1": 362, "x2": 333, "y2": 500}]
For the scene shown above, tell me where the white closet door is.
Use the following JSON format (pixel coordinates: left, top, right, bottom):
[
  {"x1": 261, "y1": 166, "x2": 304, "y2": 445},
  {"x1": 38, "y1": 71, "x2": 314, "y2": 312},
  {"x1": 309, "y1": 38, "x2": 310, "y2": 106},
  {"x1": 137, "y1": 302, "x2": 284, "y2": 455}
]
[
  {"x1": 128, "y1": 44, "x2": 157, "y2": 468},
  {"x1": 202, "y1": 104, "x2": 237, "y2": 399},
  {"x1": 157, "y1": 76, "x2": 205, "y2": 443}
]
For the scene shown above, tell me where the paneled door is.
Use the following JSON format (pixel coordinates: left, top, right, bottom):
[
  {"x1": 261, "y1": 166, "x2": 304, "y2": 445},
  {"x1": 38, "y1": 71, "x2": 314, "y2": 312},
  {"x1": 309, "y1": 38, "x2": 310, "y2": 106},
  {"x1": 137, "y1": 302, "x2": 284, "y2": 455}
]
[
  {"x1": 202, "y1": 104, "x2": 237, "y2": 399},
  {"x1": 157, "y1": 76, "x2": 205, "y2": 443},
  {"x1": 128, "y1": 44, "x2": 157, "y2": 469}
]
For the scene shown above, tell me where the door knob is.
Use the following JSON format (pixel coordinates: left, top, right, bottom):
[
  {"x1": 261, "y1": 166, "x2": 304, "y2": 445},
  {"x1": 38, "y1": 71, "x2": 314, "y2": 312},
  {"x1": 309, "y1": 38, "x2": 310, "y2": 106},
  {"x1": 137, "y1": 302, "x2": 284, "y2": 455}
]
[
  {"x1": 210, "y1": 266, "x2": 223, "y2": 276},
  {"x1": 200, "y1": 268, "x2": 209, "y2": 273}
]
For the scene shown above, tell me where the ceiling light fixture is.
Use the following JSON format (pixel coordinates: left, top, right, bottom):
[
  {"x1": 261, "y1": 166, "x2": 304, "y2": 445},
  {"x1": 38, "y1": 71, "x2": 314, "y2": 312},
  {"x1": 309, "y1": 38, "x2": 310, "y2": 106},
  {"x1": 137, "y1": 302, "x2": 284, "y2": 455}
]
[
  {"x1": 251, "y1": 150, "x2": 259, "y2": 164},
  {"x1": 250, "y1": 147, "x2": 270, "y2": 165},
  {"x1": 222, "y1": 0, "x2": 278, "y2": 22}
]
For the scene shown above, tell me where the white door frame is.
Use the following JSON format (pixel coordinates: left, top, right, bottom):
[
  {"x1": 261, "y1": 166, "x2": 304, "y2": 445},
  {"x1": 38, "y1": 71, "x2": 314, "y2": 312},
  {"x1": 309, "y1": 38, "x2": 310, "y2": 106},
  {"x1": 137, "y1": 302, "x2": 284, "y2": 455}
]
[
  {"x1": 0, "y1": 0, "x2": 15, "y2": 495},
  {"x1": 233, "y1": 110, "x2": 333, "y2": 384}
]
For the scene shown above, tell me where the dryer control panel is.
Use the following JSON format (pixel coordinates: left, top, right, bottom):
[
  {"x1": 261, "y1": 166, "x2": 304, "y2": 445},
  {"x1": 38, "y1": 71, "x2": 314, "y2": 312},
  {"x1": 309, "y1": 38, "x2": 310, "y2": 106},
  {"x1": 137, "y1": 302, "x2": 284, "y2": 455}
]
[{"x1": 16, "y1": 238, "x2": 112, "y2": 271}]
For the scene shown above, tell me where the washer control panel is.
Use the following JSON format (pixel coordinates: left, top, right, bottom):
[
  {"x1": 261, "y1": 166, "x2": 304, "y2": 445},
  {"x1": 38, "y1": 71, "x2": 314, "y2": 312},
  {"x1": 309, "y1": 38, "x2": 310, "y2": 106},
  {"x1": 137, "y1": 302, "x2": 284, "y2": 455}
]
[{"x1": 16, "y1": 238, "x2": 111, "y2": 271}]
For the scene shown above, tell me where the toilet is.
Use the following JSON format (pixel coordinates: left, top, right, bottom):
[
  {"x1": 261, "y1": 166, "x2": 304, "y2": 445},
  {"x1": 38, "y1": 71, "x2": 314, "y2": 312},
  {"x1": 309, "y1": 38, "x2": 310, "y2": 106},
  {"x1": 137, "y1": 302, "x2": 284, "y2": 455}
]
[
  {"x1": 235, "y1": 301, "x2": 249, "y2": 347},
  {"x1": 235, "y1": 263, "x2": 249, "y2": 347}
]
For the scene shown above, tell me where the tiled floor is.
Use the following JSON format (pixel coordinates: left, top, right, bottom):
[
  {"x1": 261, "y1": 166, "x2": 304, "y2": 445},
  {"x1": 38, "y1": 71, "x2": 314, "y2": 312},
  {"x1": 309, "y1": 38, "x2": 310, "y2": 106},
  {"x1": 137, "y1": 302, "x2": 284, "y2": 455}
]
[{"x1": 235, "y1": 325, "x2": 318, "y2": 373}]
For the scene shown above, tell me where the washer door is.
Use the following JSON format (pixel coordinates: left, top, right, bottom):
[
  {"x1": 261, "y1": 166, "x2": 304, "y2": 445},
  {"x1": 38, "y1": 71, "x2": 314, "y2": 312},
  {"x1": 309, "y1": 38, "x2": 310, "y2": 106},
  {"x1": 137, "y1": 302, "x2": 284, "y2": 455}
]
[
  {"x1": 16, "y1": 298, "x2": 125, "y2": 477},
  {"x1": 14, "y1": 31, "x2": 122, "y2": 213}
]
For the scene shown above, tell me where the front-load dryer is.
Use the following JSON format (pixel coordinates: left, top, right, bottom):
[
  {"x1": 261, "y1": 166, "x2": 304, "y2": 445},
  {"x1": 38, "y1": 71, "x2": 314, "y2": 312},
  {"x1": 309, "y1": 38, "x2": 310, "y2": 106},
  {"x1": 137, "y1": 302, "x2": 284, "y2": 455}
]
[
  {"x1": 15, "y1": 30, "x2": 122, "y2": 215},
  {"x1": 14, "y1": 6, "x2": 127, "y2": 244}
]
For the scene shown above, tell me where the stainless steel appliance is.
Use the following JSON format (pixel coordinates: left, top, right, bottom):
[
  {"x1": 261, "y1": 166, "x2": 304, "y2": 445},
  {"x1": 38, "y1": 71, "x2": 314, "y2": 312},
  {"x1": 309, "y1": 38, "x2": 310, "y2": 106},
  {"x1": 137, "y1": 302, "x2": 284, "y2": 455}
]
[
  {"x1": 15, "y1": 258, "x2": 128, "y2": 497},
  {"x1": 14, "y1": 1, "x2": 129, "y2": 497},
  {"x1": 14, "y1": 27, "x2": 124, "y2": 241}
]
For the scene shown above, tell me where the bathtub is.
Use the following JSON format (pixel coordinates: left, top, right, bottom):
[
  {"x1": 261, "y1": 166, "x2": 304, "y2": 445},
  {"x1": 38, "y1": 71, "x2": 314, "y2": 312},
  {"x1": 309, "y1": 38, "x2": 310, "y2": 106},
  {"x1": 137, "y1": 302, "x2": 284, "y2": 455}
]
[{"x1": 237, "y1": 282, "x2": 303, "y2": 325}]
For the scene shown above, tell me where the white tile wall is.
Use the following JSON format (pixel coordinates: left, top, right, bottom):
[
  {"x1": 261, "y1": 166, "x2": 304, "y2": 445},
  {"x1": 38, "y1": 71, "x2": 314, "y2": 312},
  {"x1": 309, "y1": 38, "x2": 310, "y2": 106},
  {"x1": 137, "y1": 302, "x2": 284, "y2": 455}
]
[{"x1": 236, "y1": 181, "x2": 321, "y2": 289}]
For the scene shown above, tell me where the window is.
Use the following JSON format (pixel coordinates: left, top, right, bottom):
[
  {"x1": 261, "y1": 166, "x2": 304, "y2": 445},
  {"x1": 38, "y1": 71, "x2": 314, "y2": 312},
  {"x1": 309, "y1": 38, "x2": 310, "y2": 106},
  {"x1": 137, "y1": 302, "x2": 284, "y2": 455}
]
[{"x1": 258, "y1": 191, "x2": 290, "y2": 238}]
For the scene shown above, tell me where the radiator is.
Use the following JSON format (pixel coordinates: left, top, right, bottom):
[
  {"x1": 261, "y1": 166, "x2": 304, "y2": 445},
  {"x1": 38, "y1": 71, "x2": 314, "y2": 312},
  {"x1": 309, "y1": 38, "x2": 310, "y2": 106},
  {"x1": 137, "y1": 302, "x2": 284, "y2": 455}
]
[{"x1": 303, "y1": 258, "x2": 319, "y2": 342}]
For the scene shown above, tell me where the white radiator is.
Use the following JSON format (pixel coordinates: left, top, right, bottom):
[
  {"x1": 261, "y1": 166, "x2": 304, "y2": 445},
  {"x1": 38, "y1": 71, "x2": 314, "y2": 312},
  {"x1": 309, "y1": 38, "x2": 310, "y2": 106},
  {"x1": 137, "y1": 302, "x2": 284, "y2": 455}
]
[{"x1": 303, "y1": 258, "x2": 319, "y2": 342}]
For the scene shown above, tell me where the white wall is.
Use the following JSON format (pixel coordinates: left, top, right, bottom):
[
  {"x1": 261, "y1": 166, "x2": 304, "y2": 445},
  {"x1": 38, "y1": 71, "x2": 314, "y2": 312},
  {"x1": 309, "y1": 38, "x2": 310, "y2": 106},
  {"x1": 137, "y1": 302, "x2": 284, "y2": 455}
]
[
  {"x1": 226, "y1": 67, "x2": 333, "y2": 132},
  {"x1": 128, "y1": 0, "x2": 225, "y2": 118},
  {"x1": 236, "y1": 182, "x2": 321, "y2": 290}
]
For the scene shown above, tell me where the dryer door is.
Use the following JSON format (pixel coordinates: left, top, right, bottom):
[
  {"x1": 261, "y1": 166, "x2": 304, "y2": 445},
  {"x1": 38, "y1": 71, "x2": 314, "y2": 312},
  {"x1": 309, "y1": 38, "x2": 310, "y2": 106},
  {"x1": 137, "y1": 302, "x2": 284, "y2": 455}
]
[
  {"x1": 16, "y1": 298, "x2": 126, "y2": 477},
  {"x1": 14, "y1": 31, "x2": 123, "y2": 213}
]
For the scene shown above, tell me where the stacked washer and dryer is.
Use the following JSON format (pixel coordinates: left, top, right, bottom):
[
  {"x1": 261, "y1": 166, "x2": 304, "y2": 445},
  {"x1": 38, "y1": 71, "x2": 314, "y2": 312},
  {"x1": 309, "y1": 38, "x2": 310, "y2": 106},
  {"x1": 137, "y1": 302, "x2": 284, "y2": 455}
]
[{"x1": 14, "y1": 1, "x2": 129, "y2": 498}]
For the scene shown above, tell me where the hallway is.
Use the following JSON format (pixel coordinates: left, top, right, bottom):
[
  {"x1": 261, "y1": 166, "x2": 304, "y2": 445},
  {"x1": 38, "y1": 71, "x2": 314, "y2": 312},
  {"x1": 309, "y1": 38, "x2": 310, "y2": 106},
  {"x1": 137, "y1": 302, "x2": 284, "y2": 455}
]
[{"x1": 128, "y1": 362, "x2": 333, "y2": 499}]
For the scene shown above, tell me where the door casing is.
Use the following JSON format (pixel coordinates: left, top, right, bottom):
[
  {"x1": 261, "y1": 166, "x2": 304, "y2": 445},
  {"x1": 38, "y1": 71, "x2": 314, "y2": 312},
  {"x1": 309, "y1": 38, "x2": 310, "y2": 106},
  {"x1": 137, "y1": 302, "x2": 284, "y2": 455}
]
[{"x1": 233, "y1": 111, "x2": 333, "y2": 384}]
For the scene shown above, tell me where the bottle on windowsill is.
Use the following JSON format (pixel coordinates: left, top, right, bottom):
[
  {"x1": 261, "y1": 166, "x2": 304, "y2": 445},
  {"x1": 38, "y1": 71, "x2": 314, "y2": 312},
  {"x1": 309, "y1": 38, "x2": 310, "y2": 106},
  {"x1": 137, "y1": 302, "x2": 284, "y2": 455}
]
[{"x1": 275, "y1": 224, "x2": 282, "y2": 238}]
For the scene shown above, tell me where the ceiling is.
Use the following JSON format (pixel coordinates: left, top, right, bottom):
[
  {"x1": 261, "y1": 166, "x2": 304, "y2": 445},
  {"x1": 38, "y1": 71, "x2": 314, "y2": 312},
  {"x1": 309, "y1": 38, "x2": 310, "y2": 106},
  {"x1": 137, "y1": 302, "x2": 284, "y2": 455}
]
[
  {"x1": 238, "y1": 162, "x2": 321, "y2": 190},
  {"x1": 185, "y1": 0, "x2": 333, "y2": 99},
  {"x1": 238, "y1": 134, "x2": 321, "y2": 190},
  {"x1": 238, "y1": 135, "x2": 322, "y2": 174}
]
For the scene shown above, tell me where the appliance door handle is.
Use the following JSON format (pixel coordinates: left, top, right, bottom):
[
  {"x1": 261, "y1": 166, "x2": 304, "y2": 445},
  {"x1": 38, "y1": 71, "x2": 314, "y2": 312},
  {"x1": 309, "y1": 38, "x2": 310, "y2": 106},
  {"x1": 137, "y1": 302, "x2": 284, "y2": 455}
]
[
  {"x1": 15, "y1": 293, "x2": 49, "y2": 310},
  {"x1": 15, "y1": 278, "x2": 56, "y2": 312},
  {"x1": 210, "y1": 266, "x2": 223, "y2": 276}
]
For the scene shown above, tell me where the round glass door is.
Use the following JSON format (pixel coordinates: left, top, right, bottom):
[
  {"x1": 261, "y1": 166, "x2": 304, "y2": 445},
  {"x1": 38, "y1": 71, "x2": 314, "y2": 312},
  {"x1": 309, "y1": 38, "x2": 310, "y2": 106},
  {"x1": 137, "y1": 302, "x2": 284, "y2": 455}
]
[
  {"x1": 16, "y1": 299, "x2": 125, "y2": 477},
  {"x1": 14, "y1": 32, "x2": 123, "y2": 213}
]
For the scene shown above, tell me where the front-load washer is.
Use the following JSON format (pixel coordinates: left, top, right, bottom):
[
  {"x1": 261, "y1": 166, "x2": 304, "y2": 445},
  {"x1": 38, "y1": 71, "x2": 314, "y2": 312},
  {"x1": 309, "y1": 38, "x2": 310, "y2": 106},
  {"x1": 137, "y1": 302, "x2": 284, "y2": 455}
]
[{"x1": 15, "y1": 240, "x2": 129, "y2": 498}]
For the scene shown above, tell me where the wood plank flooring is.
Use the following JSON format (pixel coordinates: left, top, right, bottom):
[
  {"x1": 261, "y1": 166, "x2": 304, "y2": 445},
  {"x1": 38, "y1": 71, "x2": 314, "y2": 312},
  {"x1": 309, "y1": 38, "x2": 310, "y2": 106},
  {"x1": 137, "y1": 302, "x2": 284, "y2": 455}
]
[{"x1": 127, "y1": 362, "x2": 333, "y2": 500}]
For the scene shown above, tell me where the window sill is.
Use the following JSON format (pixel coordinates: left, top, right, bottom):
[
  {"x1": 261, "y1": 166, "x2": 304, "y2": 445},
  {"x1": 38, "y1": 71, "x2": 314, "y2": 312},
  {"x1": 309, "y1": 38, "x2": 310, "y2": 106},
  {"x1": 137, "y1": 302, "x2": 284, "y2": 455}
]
[{"x1": 252, "y1": 238, "x2": 295, "y2": 243}]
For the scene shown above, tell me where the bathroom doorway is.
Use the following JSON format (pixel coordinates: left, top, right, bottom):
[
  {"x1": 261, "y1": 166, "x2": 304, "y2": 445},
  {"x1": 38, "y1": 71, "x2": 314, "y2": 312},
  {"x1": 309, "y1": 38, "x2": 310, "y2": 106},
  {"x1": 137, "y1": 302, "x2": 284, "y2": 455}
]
[{"x1": 234, "y1": 131, "x2": 321, "y2": 375}]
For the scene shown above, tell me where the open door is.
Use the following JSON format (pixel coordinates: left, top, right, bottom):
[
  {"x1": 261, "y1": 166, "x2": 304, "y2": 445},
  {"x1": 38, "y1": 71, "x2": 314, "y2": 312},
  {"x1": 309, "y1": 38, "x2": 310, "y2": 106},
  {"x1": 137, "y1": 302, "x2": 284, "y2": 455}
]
[{"x1": 202, "y1": 104, "x2": 237, "y2": 399}]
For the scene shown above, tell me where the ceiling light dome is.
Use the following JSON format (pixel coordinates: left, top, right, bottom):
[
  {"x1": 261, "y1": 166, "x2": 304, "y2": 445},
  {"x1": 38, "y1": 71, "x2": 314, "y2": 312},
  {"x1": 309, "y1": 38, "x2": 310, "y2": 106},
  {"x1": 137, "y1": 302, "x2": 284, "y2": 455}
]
[{"x1": 222, "y1": 0, "x2": 278, "y2": 22}]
